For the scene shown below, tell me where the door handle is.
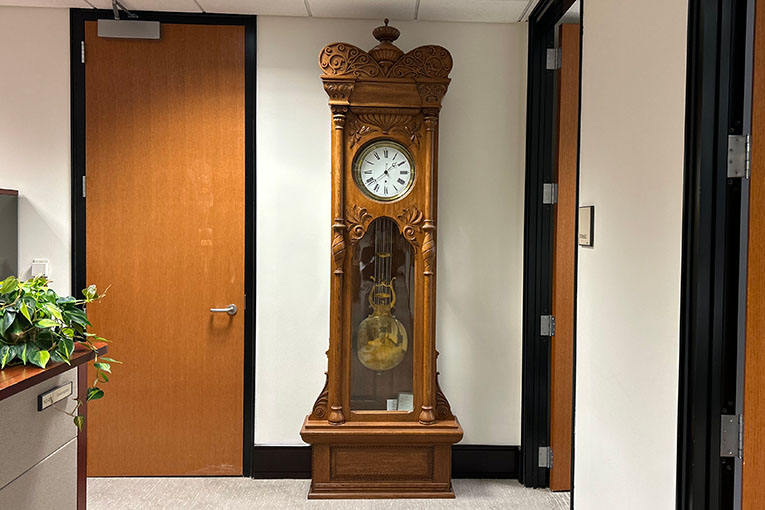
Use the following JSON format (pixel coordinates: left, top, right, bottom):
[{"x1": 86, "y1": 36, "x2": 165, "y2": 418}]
[{"x1": 210, "y1": 304, "x2": 237, "y2": 316}]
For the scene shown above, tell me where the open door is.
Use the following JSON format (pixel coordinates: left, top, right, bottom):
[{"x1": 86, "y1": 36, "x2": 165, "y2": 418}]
[
  {"x1": 743, "y1": 2, "x2": 765, "y2": 506},
  {"x1": 550, "y1": 22, "x2": 580, "y2": 493}
]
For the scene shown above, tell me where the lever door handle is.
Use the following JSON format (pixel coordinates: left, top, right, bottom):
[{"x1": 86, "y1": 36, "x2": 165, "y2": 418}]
[{"x1": 210, "y1": 304, "x2": 237, "y2": 316}]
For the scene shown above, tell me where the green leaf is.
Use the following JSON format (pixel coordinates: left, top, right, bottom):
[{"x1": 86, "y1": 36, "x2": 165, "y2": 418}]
[
  {"x1": 99, "y1": 357, "x2": 123, "y2": 364},
  {"x1": 35, "y1": 319, "x2": 59, "y2": 329},
  {"x1": 73, "y1": 415, "x2": 85, "y2": 430},
  {"x1": 96, "y1": 370, "x2": 109, "y2": 383},
  {"x1": 19, "y1": 301, "x2": 32, "y2": 323},
  {"x1": 0, "y1": 277, "x2": 18, "y2": 295},
  {"x1": 0, "y1": 311, "x2": 16, "y2": 334},
  {"x1": 57, "y1": 336, "x2": 74, "y2": 360},
  {"x1": 26, "y1": 344, "x2": 45, "y2": 368},
  {"x1": 86, "y1": 387, "x2": 104, "y2": 401},
  {"x1": 83, "y1": 285, "x2": 97, "y2": 301},
  {"x1": 20, "y1": 343, "x2": 27, "y2": 364},
  {"x1": 93, "y1": 362, "x2": 111, "y2": 373},
  {"x1": 44, "y1": 304, "x2": 63, "y2": 321},
  {"x1": 36, "y1": 350, "x2": 50, "y2": 369},
  {"x1": 0, "y1": 345, "x2": 14, "y2": 369}
]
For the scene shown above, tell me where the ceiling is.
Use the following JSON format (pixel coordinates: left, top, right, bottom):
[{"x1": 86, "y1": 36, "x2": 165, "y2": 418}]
[{"x1": 0, "y1": 0, "x2": 540, "y2": 23}]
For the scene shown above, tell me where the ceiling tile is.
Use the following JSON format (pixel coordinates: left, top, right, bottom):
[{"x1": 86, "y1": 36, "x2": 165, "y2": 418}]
[
  {"x1": 88, "y1": 0, "x2": 202, "y2": 13},
  {"x1": 308, "y1": 0, "x2": 416, "y2": 20},
  {"x1": 198, "y1": 0, "x2": 307, "y2": 15},
  {"x1": 0, "y1": 0, "x2": 90, "y2": 7},
  {"x1": 418, "y1": 0, "x2": 529, "y2": 23}
]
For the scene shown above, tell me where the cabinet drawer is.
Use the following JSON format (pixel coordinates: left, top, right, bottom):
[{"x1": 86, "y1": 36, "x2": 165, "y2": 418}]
[
  {"x1": 0, "y1": 438, "x2": 77, "y2": 510},
  {"x1": 0, "y1": 369, "x2": 79, "y2": 489}
]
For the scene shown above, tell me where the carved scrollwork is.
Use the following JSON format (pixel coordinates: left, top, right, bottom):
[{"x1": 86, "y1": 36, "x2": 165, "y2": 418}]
[
  {"x1": 435, "y1": 373, "x2": 454, "y2": 420},
  {"x1": 319, "y1": 43, "x2": 383, "y2": 78},
  {"x1": 350, "y1": 114, "x2": 422, "y2": 148},
  {"x1": 422, "y1": 220, "x2": 436, "y2": 276},
  {"x1": 397, "y1": 207, "x2": 424, "y2": 246},
  {"x1": 347, "y1": 205, "x2": 373, "y2": 244},
  {"x1": 417, "y1": 83, "x2": 448, "y2": 104},
  {"x1": 331, "y1": 219, "x2": 346, "y2": 275},
  {"x1": 389, "y1": 45, "x2": 453, "y2": 80},
  {"x1": 311, "y1": 373, "x2": 329, "y2": 420},
  {"x1": 348, "y1": 117, "x2": 373, "y2": 148}
]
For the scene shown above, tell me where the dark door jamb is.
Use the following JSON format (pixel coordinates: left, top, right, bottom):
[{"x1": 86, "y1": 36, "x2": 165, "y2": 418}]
[{"x1": 520, "y1": 0, "x2": 580, "y2": 495}]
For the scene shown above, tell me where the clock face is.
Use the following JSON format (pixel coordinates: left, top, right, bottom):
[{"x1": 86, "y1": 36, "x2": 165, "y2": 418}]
[{"x1": 353, "y1": 140, "x2": 415, "y2": 202}]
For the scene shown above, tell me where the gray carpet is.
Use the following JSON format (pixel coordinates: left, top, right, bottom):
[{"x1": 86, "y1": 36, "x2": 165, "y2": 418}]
[{"x1": 88, "y1": 478, "x2": 570, "y2": 510}]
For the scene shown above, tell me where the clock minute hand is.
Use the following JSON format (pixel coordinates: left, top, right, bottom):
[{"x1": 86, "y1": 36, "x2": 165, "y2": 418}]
[{"x1": 375, "y1": 163, "x2": 390, "y2": 182}]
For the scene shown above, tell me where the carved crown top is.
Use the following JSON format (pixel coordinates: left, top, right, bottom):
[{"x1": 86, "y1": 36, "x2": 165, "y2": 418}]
[{"x1": 318, "y1": 20, "x2": 453, "y2": 82}]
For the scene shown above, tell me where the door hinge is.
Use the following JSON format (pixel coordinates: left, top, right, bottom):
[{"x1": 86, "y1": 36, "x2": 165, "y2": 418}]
[
  {"x1": 543, "y1": 183, "x2": 558, "y2": 204},
  {"x1": 546, "y1": 48, "x2": 561, "y2": 70},
  {"x1": 720, "y1": 414, "x2": 743, "y2": 459},
  {"x1": 540, "y1": 315, "x2": 556, "y2": 337},
  {"x1": 727, "y1": 134, "x2": 751, "y2": 179},
  {"x1": 81, "y1": 41, "x2": 85, "y2": 64},
  {"x1": 538, "y1": 446, "x2": 553, "y2": 468},
  {"x1": 82, "y1": 176, "x2": 86, "y2": 198}
]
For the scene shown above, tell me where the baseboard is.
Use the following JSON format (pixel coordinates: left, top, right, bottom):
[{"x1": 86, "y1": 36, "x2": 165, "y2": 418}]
[{"x1": 251, "y1": 444, "x2": 519, "y2": 479}]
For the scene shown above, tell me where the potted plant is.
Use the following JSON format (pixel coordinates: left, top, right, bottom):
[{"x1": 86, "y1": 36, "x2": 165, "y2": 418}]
[{"x1": 0, "y1": 275, "x2": 118, "y2": 427}]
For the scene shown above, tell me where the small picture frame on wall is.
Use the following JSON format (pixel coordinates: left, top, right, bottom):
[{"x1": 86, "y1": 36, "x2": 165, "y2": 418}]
[{"x1": 579, "y1": 206, "x2": 594, "y2": 247}]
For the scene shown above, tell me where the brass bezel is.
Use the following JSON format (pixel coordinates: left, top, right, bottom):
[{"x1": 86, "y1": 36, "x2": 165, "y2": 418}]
[{"x1": 352, "y1": 139, "x2": 416, "y2": 202}]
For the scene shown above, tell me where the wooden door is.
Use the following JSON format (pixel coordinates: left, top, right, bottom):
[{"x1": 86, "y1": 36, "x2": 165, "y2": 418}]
[
  {"x1": 550, "y1": 23, "x2": 579, "y2": 492},
  {"x1": 743, "y1": 3, "x2": 765, "y2": 506},
  {"x1": 84, "y1": 22, "x2": 245, "y2": 475}
]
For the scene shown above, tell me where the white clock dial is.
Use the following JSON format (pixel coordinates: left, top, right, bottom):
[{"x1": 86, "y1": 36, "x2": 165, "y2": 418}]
[{"x1": 353, "y1": 140, "x2": 415, "y2": 202}]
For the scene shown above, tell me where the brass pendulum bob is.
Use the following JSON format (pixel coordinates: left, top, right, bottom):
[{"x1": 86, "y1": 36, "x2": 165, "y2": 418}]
[{"x1": 356, "y1": 218, "x2": 408, "y2": 371}]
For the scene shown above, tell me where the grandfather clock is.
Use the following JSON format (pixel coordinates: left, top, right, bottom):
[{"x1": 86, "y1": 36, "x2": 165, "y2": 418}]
[{"x1": 300, "y1": 20, "x2": 463, "y2": 499}]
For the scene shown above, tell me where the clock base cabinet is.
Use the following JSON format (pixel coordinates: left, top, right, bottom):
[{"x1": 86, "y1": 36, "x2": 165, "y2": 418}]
[{"x1": 301, "y1": 417, "x2": 463, "y2": 499}]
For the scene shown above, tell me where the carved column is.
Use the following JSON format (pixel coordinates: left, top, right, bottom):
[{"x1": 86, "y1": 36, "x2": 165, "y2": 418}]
[
  {"x1": 328, "y1": 106, "x2": 347, "y2": 425},
  {"x1": 419, "y1": 109, "x2": 439, "y2": 425}
]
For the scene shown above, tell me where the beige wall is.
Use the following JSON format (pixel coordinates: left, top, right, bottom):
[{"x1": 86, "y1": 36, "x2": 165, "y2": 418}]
[
  {"x1": 0, "y1": 7, "x2": 71, "y2": 295},
  {"x1": 574, "y1": 1, "x2": 688, "y2": 508},
  {"x1": 256, "y1": 16, "x2": 528, "y2": 444}
]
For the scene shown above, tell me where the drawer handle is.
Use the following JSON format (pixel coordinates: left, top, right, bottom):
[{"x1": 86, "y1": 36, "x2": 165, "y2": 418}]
[{"x1": 38, "y1": 382, "x2": 73, "y2": 411}]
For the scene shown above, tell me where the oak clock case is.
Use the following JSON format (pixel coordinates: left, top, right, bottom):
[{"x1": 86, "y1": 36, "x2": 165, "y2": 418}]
[{"x1": 300, "y1": 20, "x2": 463, "y2": 499}]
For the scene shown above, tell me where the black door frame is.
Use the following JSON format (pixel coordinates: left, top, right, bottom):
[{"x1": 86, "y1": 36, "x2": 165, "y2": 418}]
[
  {"x1": 677, "y1": 0, "x2": 754, "y2": 508},
  {"x1": 69, "y1": 9, "x2": 257, "y2": 477},
  {"x1": 519, "y1": 0, "x2": 580, "y2": 492}
]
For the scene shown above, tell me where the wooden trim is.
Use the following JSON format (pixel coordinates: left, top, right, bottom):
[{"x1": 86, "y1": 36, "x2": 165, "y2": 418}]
[
  {"x1": 251, "y1": 445, "x2": 520, "y2": 479},
  {"x1": 0, "y1": 189, "x2": 18, "y2": 196}
]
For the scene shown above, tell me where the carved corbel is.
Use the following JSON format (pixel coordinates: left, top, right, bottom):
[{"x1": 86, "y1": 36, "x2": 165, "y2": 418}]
[
  {"x1": 417, "y1": 82, "x2": 448, "y2": 106},
  {"x1": 323, "y1": 81, "x2": 355, "y2": 105},
  {"x1": 311, "y1": 372, "x2": 330, "y2": 420}
]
